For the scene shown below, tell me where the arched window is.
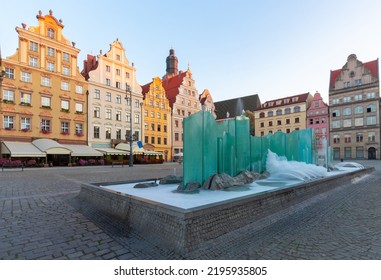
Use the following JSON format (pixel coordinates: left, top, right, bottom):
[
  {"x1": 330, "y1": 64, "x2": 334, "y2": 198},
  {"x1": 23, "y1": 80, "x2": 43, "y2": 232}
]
[
  {"x1": 47, "y1": 28, "x2": 55, "y2": 39},
  {"x1": 259, "y1": 112, "x2": 265, "y2": 118},
  {"x1": 293, "y1": 106, "x2": 300, "y2": 113},
  {"x1": 276, "y1": 109, "x2": 282, "y2": 115},
  {"x1": 343, "y1": 107, "x2": 351, "y2": 115},
  {"x1": 267, "y1": 111, "x2": 273, "y2": 117},
  {"x1": 354, "y1": 106, "x2": 363, "y2": 114},
  {"x1": 332, "y1": 109, "x2": 340, "y2": 117},
  {"x1": 367, "y1": 104, "x2": 376, "y2": 113},
  {"x1": 285, "y1": 108, "x2": 291, "y2": 114}
]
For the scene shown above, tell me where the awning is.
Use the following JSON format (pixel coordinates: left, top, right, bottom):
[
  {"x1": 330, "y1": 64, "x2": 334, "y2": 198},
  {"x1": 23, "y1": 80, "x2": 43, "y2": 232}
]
[
  {"x1": 115, "y1": 142, "x2": 145, "y2": 155},
  {"x1": 1, "y1": 141, "x2": 46, "y2": 157},
  {"x1": 63, "y1": 144, "x2": 103, "y2": 157},
  {"x1": 144, "y1": 150, "x2": 163, "y2": 156},
  {"x1": 32, "y1": 139, "x2": 71, "y2": 155},
  {"x1": 95, "y1": 148, "x2": 129, "y2": 155}
]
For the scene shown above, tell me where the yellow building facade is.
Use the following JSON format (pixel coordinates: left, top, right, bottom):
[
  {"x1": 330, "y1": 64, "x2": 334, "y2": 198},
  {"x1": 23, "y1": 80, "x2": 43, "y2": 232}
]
[
  {"x1": 254, "y1": 93, "x2": 313, "y2": 136},
  {"x1": 141, "y1": 77, "x2": 172, "y2": 161},
  {"x1": 0, "y1": 10, "x2": 87, "y2": 145}
]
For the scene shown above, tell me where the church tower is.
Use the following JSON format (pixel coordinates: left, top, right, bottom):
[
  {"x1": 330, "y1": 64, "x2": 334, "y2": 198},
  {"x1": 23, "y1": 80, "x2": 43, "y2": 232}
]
[{"x1": 165, "y1": 48, "x2": 178, "y2": 76}]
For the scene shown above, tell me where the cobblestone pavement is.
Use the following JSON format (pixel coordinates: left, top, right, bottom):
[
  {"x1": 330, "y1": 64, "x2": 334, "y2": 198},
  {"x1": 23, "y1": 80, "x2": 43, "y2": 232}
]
[{"x1": 1, "y1": 161, "x2": 381, "y2": 260}]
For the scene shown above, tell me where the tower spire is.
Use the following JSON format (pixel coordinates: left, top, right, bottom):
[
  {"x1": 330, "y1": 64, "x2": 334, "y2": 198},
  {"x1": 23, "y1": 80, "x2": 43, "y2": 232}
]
[{"x1": 166, "y1": 48, "x2": 178, "y2": 76}]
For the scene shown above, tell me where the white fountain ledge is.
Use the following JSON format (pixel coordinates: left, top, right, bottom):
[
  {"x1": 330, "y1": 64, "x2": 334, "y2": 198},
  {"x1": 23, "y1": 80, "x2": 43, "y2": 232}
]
[{"x1": 101, "y1": 151, "x2": 363, "y2": 210}]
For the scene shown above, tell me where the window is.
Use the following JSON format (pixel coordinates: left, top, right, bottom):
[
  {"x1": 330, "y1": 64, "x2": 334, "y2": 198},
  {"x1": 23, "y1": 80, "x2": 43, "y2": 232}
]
[
  {"x1": 164, "y1": 138, "x2": 167, "y2": 145},
  {"x1": 21, "y1": 117, "x2": 31, "y2": 130},
  {"x1": 61, "y1": 122, "x2": 69, "y2": 134},
  {"x1": 277, "y1": 120, "x2": 281, "y2": 126},
  {"x1": 344, "y1": 147, "x2": 351, "y2": 159},
  {"x1": 75, "y1": 123, "x2": 83, "y2": 136},
  {"x1": 94, "y1": 126, "x2": 100, "y2": 139},
  {"x1": 62, "y1": 66, "x2": 70, "y2": 76},
  {"x1": 75, "y1": 103, "x2": 83, "y2": 113},
  {"x1": 343, "y1": 96, "x2": 351, "y2": 103},
  {"x1": 61, "y1": 81, "x2": 69, "y2": 91},
  {"x1": 116, "y1": 128, "x2": 122, "y2": 140},
  {"x1": 285, "y1": 108, "x2": 291, "y2": 114},
  {"x1": 343, "y1": 81, "x2": 350, "y2": 88},
  {"x1": 294, "y1": 106, "x2": 301, "y2": 113},
  {"x1": 333, "y1": 135, "x2": 340, "y2": 144},
  {"x1": 343, "y1": 108, "x2": 351, "y2": 115},
  {"x1": 344, "y1": 134, "x2": 351, "y2": 143},
  {"x1": 269, "y1": 121, "x2": 273, "y2": 126},
  {"x1": 116, "y1": 111, "x2": 121, "y2": 121},
  {"x1": 332, "y1": 109, "x2": 340, "y2": 117},
  {"x1": 3, "y1": 116, "x2": 14, "y2": 129},
  {"x1": 260, "y1": 122, "x2": 265, "y2": 128},
  {"x1": 61, "y1": 100, "x2": 69, "y2": 111},
  {"x1": 286, "y1": 119, "x2": 290, "y2": 124},
  {"x1": 116, "y1": 95, "x2": 121, "y2": 104},
  {"x1": 116, "y1": 81, "x2": 120, "y2": 88},
  {"x1": 144, "y1": 136, "x2": 149, "y2": 143},
  {"x1": 63, "y1": 52, "x2": 70, "y2": 62},
  {"x1": 106, "y1": 109, "x2": 112, "y2": 120},
  {"x1": 94, "y1": 107, "x2": 100, "y2": 118},
  {"x1": 30, "y1": 41, "x2": 38, "y2": 52},
  {"x1": 354, "y1": 106, "x2": 363, "y2": 114},
  {"x1": 175, "y1": 133, "x2": 179, "y2": 141},
  {"x1": 157, "y1": 137, "x2": 161, "y2": 145},
  {"x1": 175, "y1": 120, "x2": 179, "y2": 128},
  {"x1": 21, "y1": 72, "x2": 31, "y2": 82},
  {"x1": 106, "y1": 65, "x2": 110, "y2": 72},
  {"x1": 144, "y1": 122, "x2": 148, "y2": 130},
  {"x1": 126, "y1": 72, "x2": 130, "y2": 78},
  {"x1": 5, "y1": 67, "x2": 14, "y2": 79},
  {"x1": 29, "y1": 57, "x2": 38, "y2": 67},
  {"x1": 354, "y1": 94, "x2": 363, "y2": 101},
  {"x1": 94, "y1": 89, "x2": 100, "y2": 99},
  {"x1": 322, "y1": 118, "x2": 326, "y2": 123},
  {"x1": 164, "y1": 125, "x2": 167, "y2": 132},
  {"x1": 126, "y1": 97, "x2": 131, "y2": 106},
  {"x1": 332, "y1": 120, "x2": 341, "y2": 128},
  {"x1": 367, "y1": 92, "x2": 375, "y2": 99},
  {"x1": 157, "y1": 112, "x2": 161, "y2": 119},
  {"x1": 116, "y1": 54, "x2": 120, "y2": 61},
  {"x1": 367, "y1": 116, "x2": 377, "y2": 125},
  {"x1": 368, "y1": 132, "x2": 376, "y2": 142},
  {"x1": 343, "y1": 119, "x2": 351, "y2": 129},
  {"x1": 76, "y1": 85, "x2": 83, "y2": 94},
  {"x1": 355, "y1": 79, "x2": 362, "y2": 86},
  {"x1": 276, "y1": 109, "x2": 282, "y2": 116},
  {"x1": 41, "y1": 119, "x2": 50, "y2": 132},
  {"x1": 47, "y1": 62, "x2": 55, "y2": 72},
  {"x1": 3, "y1": 90, "x2": 14, "y2": 102},
  {"x1": 105, "y1": 128, "x2": 111, "y2": 139},
  {"x1": 47, "y1": 28, "x2": 55, "y2": 39},
  {"x1": 267, "y1": 111, "x2": 273, "y2": 117},
  {"x1": 367, "y1": 104, "x2": 376, "y2": 113},
  {"x1": 20, "y1": 93, "x2": 31, "y2": 104},
  {"x1": 286, "y1": 129, "x2": 290, "y2": 133},
  {"x1": 134, "y1": 114, "x2": 140, "y2": 124},
  {"x1": 355, "y1": 118, "x2": 364, "y2": 126},
  {"x1": 259, "y1": 112, "x2": 265, "y2": 118},
  {"x1": 356, "y1": 133, "x2": 363, "y2": 142},
  {"x1": 106, "y1": 79, "x2": 111, "y2": 86},
  {"x1": 151, "y1": 123, "x2": 155, "y2": 131},
  {"x1": 315, "y1": 119, "x2": 319, "y2": 124},
  {"x1": 42, "y1": 76, "x2": 51, "y2": 87},
  {"x1": 164, "y1": 114, "x2": 167, "y2": 120},
  {"x1": 309, "y1": 119, "x2": 313, "y2": 125},
  {"x1": 41, "y1": 96, "x2": 51, "y2": 108},
  {"x1": 151, "y1": 137, "x2": 155, "y2": 144},
  {"x1": 47, "y1": 47, "x2": 55, "y2": 57},
  {"x1": 295, "y1": 117, "x2": 300, "y2": 123},
  {"x1": 356, "y1": 147, "x2": 364, "y2": 158},
  {"x1": 136, "y1": 100, "x2": 140, "y2": 108},
  {"x1": 106, "y1": 92, "x2": 112, "y2": 102},
  {"x1": 116, "y1": 69, "x2": 120, "y2": 75},
  {"x1": 157, "y1": 124, "x2": 161, "y2": 132},
  {"x1": 126, "y1": 114, "x2": 131, "y2": 123}
]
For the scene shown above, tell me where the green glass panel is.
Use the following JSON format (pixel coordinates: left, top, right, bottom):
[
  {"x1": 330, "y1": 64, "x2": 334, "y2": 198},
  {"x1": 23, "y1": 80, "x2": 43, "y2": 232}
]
[
  {"x1": 202, "y1": 111, "x2": 219, "y2": 182},
  {"x1": 285, "y1": 130, "x2": 300, "y2": 161},
  {"x1": 250, "y1": 136, "x2": 263, "y2": 173},
  {"x1": 223, "y1": 132, "x2": 236, "y2": 176},
  {"x1": 269, "y1": 131, "x2": 286, "y2": 157},
  {"x1": 235, "y1": 116, "x2": 250, "y2": 174}
]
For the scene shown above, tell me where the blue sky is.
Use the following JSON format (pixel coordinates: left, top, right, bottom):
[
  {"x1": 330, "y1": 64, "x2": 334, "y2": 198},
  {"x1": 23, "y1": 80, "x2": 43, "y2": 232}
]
[{"x1": 1, "y1": 0, "x2": 381, "y2": 103}]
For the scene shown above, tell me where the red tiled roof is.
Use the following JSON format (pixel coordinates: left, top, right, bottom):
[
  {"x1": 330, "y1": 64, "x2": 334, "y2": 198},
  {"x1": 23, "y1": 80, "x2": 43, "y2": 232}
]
[
  {"x1": 161, "y1": 71, "x2": 187, "y2": 108},
  {"x1": 329, "y1": 58, "x2": 379, "y2": 90},
  {"x1": 260, "y1": 93, "x2": 311, "y2": 109},
  {"x1": 140, "y1": 82, "x2": 151, "y2": 98}
]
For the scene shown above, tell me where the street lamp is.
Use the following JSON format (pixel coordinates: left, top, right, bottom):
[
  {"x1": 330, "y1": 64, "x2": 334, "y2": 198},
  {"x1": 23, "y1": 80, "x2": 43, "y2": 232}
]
[{"x1": 125, "y1": 83, "x2": 133, "y2": 167}]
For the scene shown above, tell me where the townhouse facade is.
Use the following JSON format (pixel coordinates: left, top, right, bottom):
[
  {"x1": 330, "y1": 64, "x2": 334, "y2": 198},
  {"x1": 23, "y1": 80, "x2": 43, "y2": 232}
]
[
  {"x1": 306, "y1": 91, "x2": 330, "y2": 153},
  {"x1": 161, "y1": 49, "x2": 201, "y2": 156},
  {"x1": 199, "y1": 89, "x2": 217, "y2": 118},
  {"x1": 141, "y1": 77, "x2": 172, "y2": 161},
  {"x1": 82, "y1": 39, "x2": 143, "y2": 149},
  {"x1": 254, "y1": 93, "x2": 313, "y2": 136},
  {"x1": 329, "y1": 54, "x2": 380, "y2": 160}
]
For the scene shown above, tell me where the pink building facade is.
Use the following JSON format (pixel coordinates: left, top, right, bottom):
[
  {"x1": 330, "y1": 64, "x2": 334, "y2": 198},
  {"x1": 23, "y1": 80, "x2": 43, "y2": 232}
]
[{"x1": 306, "y1": 92, "x2": 329, "y2": 153}]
